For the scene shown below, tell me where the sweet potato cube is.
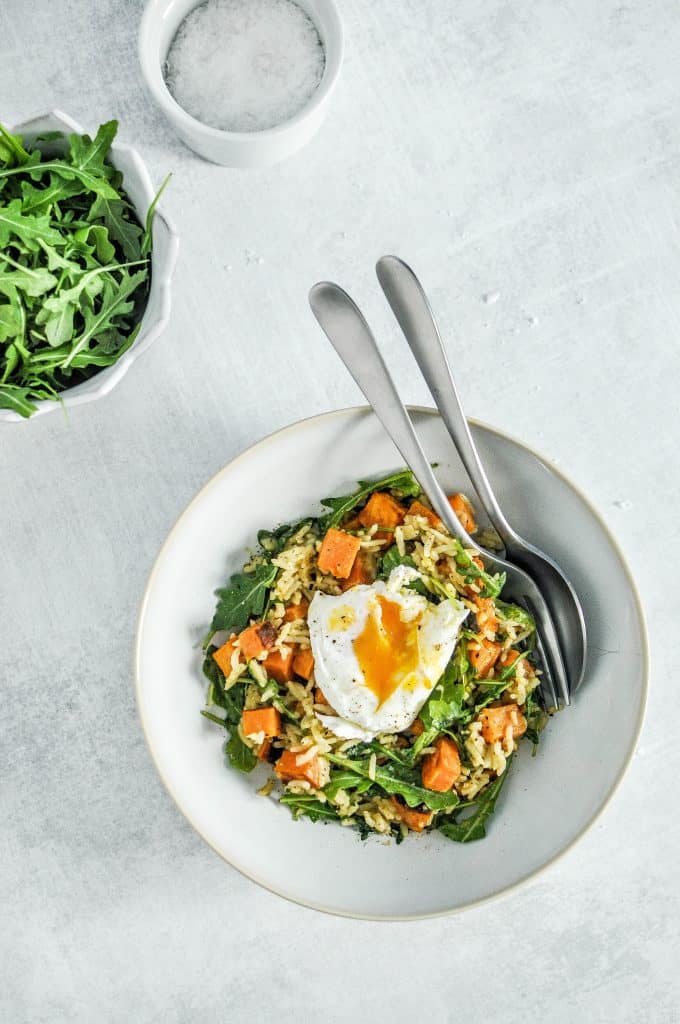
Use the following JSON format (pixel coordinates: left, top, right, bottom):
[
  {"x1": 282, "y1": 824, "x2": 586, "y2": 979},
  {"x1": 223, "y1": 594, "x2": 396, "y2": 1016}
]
[
  {"x1": 238, "y1": 622, "x2": 276, "y2": 660},
  {"x1": 340, "y1": 552, "x2": 374, "y2": 592},
  {"x1": 407, "y1": 499, "x2": 442, "y2": 530},
  {"x1": 263, "y1": 647, "x2": 296, "y2": 683},
  {"x1": 283, "y1": 600, "x2": 309, "y2": 622},
  {"x1": 469, "y1": 639, "x2": 502, "y2": 678},
  {"x1": 212, "y1": 636, "x2": 240, "y2": 675},
  {"x1": 318, "y1": 528, "x2": 361, "y2": 579},
  {"x1": 390, "y1": 797, "x2": 433, "y2": 832},
  {"x1": 241, "y1": 707, "x2": 281, "y2": 738},
  {"x1": 448, "y1": 492, "x2": 477, "y2": 533},
  {"x1": 421, "y1": 736, "x2": 461, "y2": 792},
  {"x1": 358, "y1": 492, "x2": 406, "y2": 529},
  {"x1": 293, "y1": 647, "x2": 315, "y2": 680},
  {"x1": 275, "y1": 749, "x2": 324, "y2": 788},
  {"x1": 479, "y1": 704, "x2": 527, "y2": 744}
]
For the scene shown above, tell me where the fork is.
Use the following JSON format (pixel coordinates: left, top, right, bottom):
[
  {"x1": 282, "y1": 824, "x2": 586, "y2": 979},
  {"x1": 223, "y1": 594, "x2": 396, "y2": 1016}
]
[
  {"x1": 375, "y1": 254, "x2": 587, "y2": 694},
  {"x1": 309, "y1": 280, "x2": 570, "y2": 709}
]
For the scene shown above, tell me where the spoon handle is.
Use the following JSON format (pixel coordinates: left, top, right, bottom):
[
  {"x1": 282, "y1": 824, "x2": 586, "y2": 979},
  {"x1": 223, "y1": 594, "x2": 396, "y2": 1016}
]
[
  {"x1": 309, "y1": 281, "x2": 480, "y2": 550},
  {"x1": 376, "y1": 254, "x2": 513, "y2": 547}
]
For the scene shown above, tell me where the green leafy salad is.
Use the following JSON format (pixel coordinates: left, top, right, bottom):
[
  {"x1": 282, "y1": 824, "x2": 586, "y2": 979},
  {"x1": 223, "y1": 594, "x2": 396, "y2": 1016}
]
[
  {"x1": 201, "y1": 470, "x2": 549, "y2": 843},
  {"x1": 0, "y1": 119, "x2": 167, "y2": 417}
]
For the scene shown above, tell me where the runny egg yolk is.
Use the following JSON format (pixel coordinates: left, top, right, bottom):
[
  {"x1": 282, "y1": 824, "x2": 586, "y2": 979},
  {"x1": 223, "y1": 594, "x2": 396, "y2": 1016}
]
[{"x1": 352, "y1": 595, "x2": 421, "y2": 707}]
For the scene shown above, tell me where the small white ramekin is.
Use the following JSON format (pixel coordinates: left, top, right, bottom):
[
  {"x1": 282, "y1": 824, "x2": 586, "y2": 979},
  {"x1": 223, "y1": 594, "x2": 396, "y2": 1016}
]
[
  {"x1": 138, "y1": 0, "x2": 343, "y2": 167},
  {"x1": 0, "y1": 110, "x2": 178, "y2": 424}
]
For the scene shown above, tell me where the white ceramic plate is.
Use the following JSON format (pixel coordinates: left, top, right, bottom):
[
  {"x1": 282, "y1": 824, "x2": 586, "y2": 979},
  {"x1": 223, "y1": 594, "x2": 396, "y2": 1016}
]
[{"x1": 135, "y1": 408, "x2": 648, "y2": 919}]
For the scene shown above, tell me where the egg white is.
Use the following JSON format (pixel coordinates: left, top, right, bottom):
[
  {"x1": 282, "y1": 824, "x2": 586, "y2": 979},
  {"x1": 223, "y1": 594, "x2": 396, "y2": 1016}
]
[{"x1": 308, "y1": 566, "x2": 468, "y2": 739}]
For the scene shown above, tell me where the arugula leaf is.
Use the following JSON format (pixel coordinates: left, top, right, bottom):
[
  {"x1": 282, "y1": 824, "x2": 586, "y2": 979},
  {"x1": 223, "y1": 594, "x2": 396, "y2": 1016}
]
[
  {"x1": 523, "y1": 689, "x2": 549, "y2": 752},
  {"x1": 62, "y1": 268, "x2": 148, "y2": 367},
  {"x1": 67, "y1": 121, "x2": 118, "y2": 180},
  {"x1": 0, "y1": 123, "x2": 29, "y2": 165},
  {"x1": 319, "y1": 469, "x2": 420, "y2": 530},
  {"x1": 324, "y1": 769, "x2": 374, "y2": 801},
  {"x1": 0, "y1": 383, "x2": 37, "y2": 416},
  {"x1": 439, "y1": 767, "x2": 510, "y2": 843},
  {"x1": 200, "y1": 709, "x2": 227, "y2": 726},
  {"x1": 87, "y1": 196, "x2": 143, "y2": 261},
  {"x1": 19, "y1": 174, "x2": 84, "y2": 214},
  {"x1": 0, "y1": 299, "x2": 23, "y2": 342},
  {"x1": 0, "y1": 160, "x2": 119, "y2": 199},
  {"x1": 420, "y1": 658, "x2": 467, "y2": 733},
  {"x1": 328, "y1": 754, "x2": 460, "y2": 812},
  {"x1": 0, "y1": 258, "x2": 57, "y2": 297},
  {"x1": 225, "y1": 731, "x2": 258, "y2": 773},
  {"x1": 454, "y1": 546, "x2": 506, "y2": 598},
  {"x1": 279, "y1": 793, "x2": 339, "y2": 823},
  {"x1": 71, "y1": 224, "x2": 116, "y2": 263},
  {"x1": 367, "y1": 741, "x2": 411, "y2": 768},
  {"x1": 141, "y1": 173, "x2": 171, "y2": 257},
  {"x1": 379, "y1": 545, "x2": 414, "y2": 576},
  {"x1": 208, "y1": 561, "x2": 278, "y2": 639},
  {"x1": 0, "y1": 198, "x2": 63, "y2": 250}
]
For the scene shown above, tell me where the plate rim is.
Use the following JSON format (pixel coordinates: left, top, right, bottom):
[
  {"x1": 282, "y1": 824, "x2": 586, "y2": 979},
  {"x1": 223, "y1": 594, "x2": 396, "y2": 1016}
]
[{"x1": 134, "y1": 405, "x2": 649, "y2": 921}]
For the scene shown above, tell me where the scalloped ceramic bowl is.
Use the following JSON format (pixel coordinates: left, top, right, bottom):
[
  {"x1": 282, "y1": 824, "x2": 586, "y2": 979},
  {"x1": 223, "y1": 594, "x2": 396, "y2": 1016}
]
[{"x1": 0, "y1": 110, "x2": 178, "y2": 424}]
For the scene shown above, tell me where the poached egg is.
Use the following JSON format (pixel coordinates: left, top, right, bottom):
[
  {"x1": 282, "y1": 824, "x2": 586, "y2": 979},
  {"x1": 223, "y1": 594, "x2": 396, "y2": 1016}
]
[{"x1": 308, "y1": 566, "x2": 468, "y2": 740}]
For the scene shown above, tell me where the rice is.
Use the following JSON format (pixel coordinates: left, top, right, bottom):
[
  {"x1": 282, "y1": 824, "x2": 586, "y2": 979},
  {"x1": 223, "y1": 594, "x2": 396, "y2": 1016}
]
[{"x1": 271, "y1": 542, "x2": 316, "y2": 602}]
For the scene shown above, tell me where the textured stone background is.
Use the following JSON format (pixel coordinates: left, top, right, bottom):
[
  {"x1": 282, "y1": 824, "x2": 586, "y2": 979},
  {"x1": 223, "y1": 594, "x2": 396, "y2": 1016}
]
[{"x1": 1, "y1": 1, "x2": 677, "y2": 1021}]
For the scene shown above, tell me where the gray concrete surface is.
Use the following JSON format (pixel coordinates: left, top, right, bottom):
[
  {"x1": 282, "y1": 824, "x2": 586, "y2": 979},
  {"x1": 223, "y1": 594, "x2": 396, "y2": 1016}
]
[{"x1": 1, "y1": 1, "x2": 678, "y2": 1021}]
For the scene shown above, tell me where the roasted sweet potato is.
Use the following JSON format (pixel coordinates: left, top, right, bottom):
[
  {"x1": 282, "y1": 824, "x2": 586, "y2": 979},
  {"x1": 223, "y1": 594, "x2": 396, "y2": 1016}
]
[
  {"x1": 358, "y1": 492, "x2": 406, "y2": 529},
  {"x1": 292, "y1": 647, "x2": 315, "y2": 680},
  {"x1": 238, "y1": 622, "x2": 276, "y2": 660},
  {"x1": 448, "y1": 492, "x2": 477, "y2": 533},
  {"x1": 479, "y1": 704, "x2": 527, "y2": 744},
  {"x1": 340, "y1": 552, "x2": 374, "y2": 591},
  {"x1": 212, "y1": 636, "x2": 240, "y2": 675},
  {"x1": 318, "y1": 528, "x2": 361, "y2": 579},
  {"x1": 469, "y1": 639, "x2": 502, "y2": 678},
  {"x1": 241, "y1": 707, "x2": 281, "y2": 738},
  {"x1": 407, "y1": 499, "x2": 442, "y2": 530},
  {"x1": 283, "y1": 600, "x2": 309, "y2": 622},
  {"x1": 263, "y1": 647, "x2": 296, "y2": 683},
  {"x1": 390, "y1": 797, "x2": 433, "y2": 832},
  {"x1": 275, "y1": 749, "x2": 324, "y2": 788},
  {"x1": 421, "y1": 736, "x2": 461, "y2": 792}
]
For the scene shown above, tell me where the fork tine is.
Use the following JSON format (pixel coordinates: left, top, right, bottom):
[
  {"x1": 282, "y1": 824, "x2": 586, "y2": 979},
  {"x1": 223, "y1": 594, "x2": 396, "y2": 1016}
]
[
  {"x1": 531, "y1": 615, "x2": 560, "y2": 712},
  {"x1": 523, "y1": 595, "x2": 566, "y2": 710}
]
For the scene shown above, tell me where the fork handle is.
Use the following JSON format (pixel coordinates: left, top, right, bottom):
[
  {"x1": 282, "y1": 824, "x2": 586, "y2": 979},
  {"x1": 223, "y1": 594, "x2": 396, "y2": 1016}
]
[
  {"x1": 309, "y1": 281, "x2": 483, "y2": 551},
  {"x1": 376, "y1": 255, "x2": 514, "y2": 547}
]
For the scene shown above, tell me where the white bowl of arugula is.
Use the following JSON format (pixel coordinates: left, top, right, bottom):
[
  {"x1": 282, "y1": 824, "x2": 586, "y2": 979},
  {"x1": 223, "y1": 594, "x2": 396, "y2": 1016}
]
[{"x1": 0, "y1": 110, "x2": 178, "y2": 420}]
